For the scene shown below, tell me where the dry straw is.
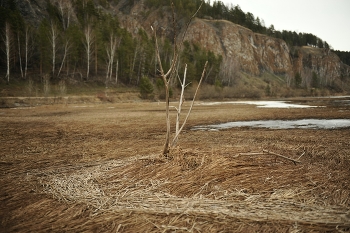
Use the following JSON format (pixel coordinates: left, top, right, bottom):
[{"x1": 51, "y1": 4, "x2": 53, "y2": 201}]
[{"x1": 37, "y1": 149, "x2": 350, "y2": 231}]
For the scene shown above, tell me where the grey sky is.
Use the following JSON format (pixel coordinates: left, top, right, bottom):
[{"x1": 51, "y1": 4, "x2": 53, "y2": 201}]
[{"x1": 219, "y1": 0, "x2": 350, "y2": 51}]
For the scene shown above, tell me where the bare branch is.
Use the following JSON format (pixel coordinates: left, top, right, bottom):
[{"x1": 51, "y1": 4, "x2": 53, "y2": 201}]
[
  {"x1": 178, "y1": 1, "x2": 204, "y2": 51},
  {"x1": 175, "y1": 64, "x2": 188, "y2": 136},
  {"x1": 234, "y1": 150, "x2": 301, "y2": 165},
  {"x1": 171, "y1": 61, "x2": 208, "y2": 147},
  {"x1": 152, "y1": 27, "x2": 166, "y2": 80}
]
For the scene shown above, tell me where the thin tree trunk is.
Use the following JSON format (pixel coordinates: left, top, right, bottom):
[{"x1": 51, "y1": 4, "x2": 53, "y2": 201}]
[
  {"x1": 163, "y1": 83, "x2": 171, "y2": 155},
  {"x1": 130, "y1": 45, "x2": 138, "y2": 84},
  {"x1": 4, "y1": 22, "x2": 11, "y2": 84},
  {"x1": 175, "y1": 64, "x2": 187, "y2": 136},
  {"x1": 137, "y1": 52, "x2": 142, "y2": 84},
  {"x1": 49, "y1": 22, "x2": 58, "y2": 77},
  {"x1": 57, "y1": 40, "x2": 70, "y2": 78},
  {"x1": 95, "y1": 40, "x2": 98, "y2": 76},
  {"x1": 24, "y1": 27, "x2": 29, "y2": 79},
  {"x1": 115, "y1": 59, "x2": 118, "y2": 84},
  {"x1": 105, "y1": 55, "x2": 111, "y2": 87},
  {"x1": 66, "y1": 54, "x2": 69, "y2": 76},
  {"x1": 87, "y1": 47, "x2": 90, "y2": 79},
  {"x1": 17, "y1": 32, "x2": 23, "y2": 78},
  {"x1": 84, "y1": 25, "x2": 94, "y2": 80}
]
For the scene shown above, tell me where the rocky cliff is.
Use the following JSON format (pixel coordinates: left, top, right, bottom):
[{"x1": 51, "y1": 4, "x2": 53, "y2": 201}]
[
  {"x1": 184, "y1": 18, "x2": 293, "y2": 76},
  {"x1": 114, "y1": 0, "x2": 350, "y2": 87},
  {"x1": 293, "y1": 46, "x2": 350, "y2": 86},
  {"x1": 14, "y1": 0, "x2": 48, "y2": 25}
]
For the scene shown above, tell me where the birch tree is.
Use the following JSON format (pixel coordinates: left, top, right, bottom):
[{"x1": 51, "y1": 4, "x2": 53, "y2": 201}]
[
  {"x1": 24, "y1": 26, "x2": 34, "y2": 79},
  {"x1": 49, "y1": 22, "x2": 59, "y2": 77},
  {"x1": 57, "y1": 0, "x2": 74, "y2": 31},
  {"x1": 57, "y1": 39, "x2": 70, "y2": 78},
  {"x1": 105, "y1": 33, "x2": 120, "y2": 85},
  {"x1": 3, "y1": 22, "x2": 11, "y2": 84},
  {"x1": 83, "y1": 24, "x2": 94, "y2": 80},
  {"x1": 17, "y1": 29, "x2": 23, "y2": 78},
  {"x1": 115, "y1": 59, "x2": 119, "y2": 83},
  {"x1": 129, "y1": 42, "x2": 140, "y2": 84}
]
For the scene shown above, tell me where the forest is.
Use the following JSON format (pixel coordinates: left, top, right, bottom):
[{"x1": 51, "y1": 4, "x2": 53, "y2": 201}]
[
  {"x1": 0, "y1": 0, "x2": 221, "y2": 91},
  {"x1": 1, "y1": 0, "x2": 350, "y2": 96}
]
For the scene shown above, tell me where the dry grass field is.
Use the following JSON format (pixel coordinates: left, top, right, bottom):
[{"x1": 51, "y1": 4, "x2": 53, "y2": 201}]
[{"x1": 1, "y1": 97, "x2": 350, "y2": 232}]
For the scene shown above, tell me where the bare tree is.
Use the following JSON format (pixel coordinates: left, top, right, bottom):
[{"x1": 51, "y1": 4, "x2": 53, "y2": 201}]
[
  {"x1": 129, "y1": 41, "x2": 141, "y2": 84},
  {"x1": 24, "y1": 26, "x2": 34, "y2": 79},
  {"x1": 56, "y1": 0, "x2": 74, "y2": 31},
  {"x1": 105, "y1": 33, "x2": 120, "y2": 85},
  {"x1": 3, "y1": 22, "x2": 12, "y2": 84},
  {"x1": 152, "y1": 1, "x2": 206, "y2": 156},
  {"x1": 49, "y1": 22, "x2": 59, "y2": 77},
  {"x1": 57, "y1": 39, "x2": 71, "y2": 78},
  {"x1": 17, "y1": 29, "x2": 24, "y2": 78},
  {"x1": 137, "y1": 50, "x2": 146, "y2": 84},
  {"x1": 83, "y1": 24, "x2": 94, "y2": 80},
  {"x1": 115, "y1": 59, "x2": 119, "y2": 84}
]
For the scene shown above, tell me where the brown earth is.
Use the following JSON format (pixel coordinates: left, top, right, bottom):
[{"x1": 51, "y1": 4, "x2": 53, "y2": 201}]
[{"x1": 1, "y1": 98, "x2": 350, "y2": 232}]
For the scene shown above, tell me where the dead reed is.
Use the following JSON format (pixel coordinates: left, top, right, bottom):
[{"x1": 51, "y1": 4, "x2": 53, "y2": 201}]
[
  {"x1": 1, "y1": 101, "x2": 350, "y2": 232},
  {"x1": 36, "y1": 149, "x2": 350, "y2": 232}
]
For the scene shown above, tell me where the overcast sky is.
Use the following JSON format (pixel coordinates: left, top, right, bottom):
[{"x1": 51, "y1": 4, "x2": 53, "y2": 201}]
[{"x1": 218, "y1": 0, "x2": 350, "y2": 51}]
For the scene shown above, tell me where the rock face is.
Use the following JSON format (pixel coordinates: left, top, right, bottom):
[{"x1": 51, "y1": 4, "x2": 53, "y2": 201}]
[
  {"x1": 14, "y1": 0, "x2": 48, "y2": 26},
  {"x1": 293, "y1": 46, "x2": 350, "y2": 86},
  {"x1": 184, "y1": 18, "x2": 293, "y2": 76},
  {"x1": 182, "y1": 18, "x2": 350, "y2": 85},
  {"x1": 115, "y1": 1, "x2": 350, "y2": 84}
]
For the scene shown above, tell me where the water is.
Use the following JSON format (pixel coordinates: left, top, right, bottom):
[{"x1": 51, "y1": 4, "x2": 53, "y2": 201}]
[
  {"x1": 193, "y1": 119, "x2": 350, "y2": 131},
  {"x1": 197, "y1": 101, "x2": 319, "y2": 108}
]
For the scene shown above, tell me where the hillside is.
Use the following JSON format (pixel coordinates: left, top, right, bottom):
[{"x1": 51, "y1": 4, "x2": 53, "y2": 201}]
[{"x1": 1, "y1": 0, "x2": 350, "y2": 98}]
